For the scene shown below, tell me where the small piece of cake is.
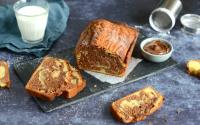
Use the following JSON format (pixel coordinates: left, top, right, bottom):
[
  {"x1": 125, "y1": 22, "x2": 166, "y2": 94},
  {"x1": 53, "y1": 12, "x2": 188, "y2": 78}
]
[
  {"x1": 75, "y1": 19, "x2": 139, "y2": 77},
  {"x1": 25, "y1": 56, "x2": 86, "y2": 101},
  {"x1": 187, "y1": 60, "x2": 200, "y2": 78},
  {"x1": 0, "y1": 60, "x2": 10, "y2": 88},
  {"x1": 111, "y1": 86, "x2": 164, "y2": 123}
]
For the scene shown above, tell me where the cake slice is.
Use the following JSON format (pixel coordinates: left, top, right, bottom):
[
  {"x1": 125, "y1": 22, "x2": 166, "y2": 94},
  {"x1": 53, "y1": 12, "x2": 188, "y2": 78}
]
[
  {"x1": 111, "y1": 86, "x2": 164, "y2": 123},
  {"x1": 187, "y1": 60, "x2": 200, "y2": 78},
  {"x1": 25, "y1": 56, "x2": 86, "y2": 101},
  {"x1": 75, "y1": 19, "x2": 139, "y2": 77},
  {"x1": 0, "y1": 60, "x2": 11, "y2": 88}
]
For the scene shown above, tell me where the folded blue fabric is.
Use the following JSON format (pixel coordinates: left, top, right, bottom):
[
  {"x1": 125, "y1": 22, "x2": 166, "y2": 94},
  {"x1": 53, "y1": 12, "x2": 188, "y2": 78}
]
[{"x1": 0, "y1": 0, "x2": 70, "y2": 57}]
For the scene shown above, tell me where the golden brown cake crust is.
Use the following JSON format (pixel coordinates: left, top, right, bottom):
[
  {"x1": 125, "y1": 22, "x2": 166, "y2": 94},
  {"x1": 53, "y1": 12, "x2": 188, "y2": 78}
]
[
  {"x1": 111, "y1": 86, "x2": 164, "y2": 124},
  {"x1": 25, "y1": 56, "x2": 86, "y2": 101},
  {"x1": 75, "y1": 19, "x2": 139, "y2": 76},
  {"x1": 187, "y1": 60, "x2": 200, "y2": 78},
  {"x1": 0, "y1": 60, "x2": 10, "y2": 88}
]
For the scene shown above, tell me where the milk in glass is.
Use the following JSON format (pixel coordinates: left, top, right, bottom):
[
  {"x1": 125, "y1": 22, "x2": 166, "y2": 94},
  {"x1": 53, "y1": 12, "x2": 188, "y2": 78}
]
[
  {"x1": 15, "y1": 5, "x2": 48, "y2": 43},
  {"x1": 14, "y1": 0, "x2": 49, "y2": 44}
]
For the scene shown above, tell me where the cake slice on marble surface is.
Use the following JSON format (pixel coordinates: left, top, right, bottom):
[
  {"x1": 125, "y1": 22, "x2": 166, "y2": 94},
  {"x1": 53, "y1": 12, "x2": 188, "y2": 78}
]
[
  {"x1": 187, "y1": 60, "x2": 200, "y2": 78},
  {"x1": 111, "y1": 86, "x2": 164, "y2": 123},
  {"x1": 0, "y1": 60, "x2": 11, "y2": 88}
]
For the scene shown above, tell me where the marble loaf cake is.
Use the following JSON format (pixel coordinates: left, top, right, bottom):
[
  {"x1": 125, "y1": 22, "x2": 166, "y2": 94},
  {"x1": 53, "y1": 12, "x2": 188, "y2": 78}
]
[
  {"x1": 25, "y1": 57, "x2": 86, "y2": 101},
  {"x1": 75, "y1": 19, "x2": 139, "y2": 77},
  {"x1": 111, "y1": 87, "x2": 164, "y2": 123},
  {"x1": 0, "y1": 61, "x2": 10, "y2": 88}
]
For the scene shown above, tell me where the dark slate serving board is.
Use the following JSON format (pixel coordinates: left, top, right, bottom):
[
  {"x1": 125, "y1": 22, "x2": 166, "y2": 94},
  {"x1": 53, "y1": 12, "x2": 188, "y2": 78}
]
[
  {"x1": 14, "y1": 49, "x2": 177, "y2": 112},
  {"x1": 14, "y1": 34, "x2": 177, "y2": 112}
]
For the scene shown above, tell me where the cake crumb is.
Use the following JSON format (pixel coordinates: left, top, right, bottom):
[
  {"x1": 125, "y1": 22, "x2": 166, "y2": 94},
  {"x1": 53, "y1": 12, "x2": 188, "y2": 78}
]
[
  {"x1": 164, "y1": 118, "x2": 168, "y2": 123},
  {"x1": 176, "y1": 108, "x2": 183, "y2": 114},
  {"x1": 148, "y1": 121, "x2": 153, "y2": 125}
]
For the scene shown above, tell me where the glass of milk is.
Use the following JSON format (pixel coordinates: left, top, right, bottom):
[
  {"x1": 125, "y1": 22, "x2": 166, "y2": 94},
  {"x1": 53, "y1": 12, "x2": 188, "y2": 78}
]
[{"x1": 13, "y1": 0, "x2": 49, "y2": 44}]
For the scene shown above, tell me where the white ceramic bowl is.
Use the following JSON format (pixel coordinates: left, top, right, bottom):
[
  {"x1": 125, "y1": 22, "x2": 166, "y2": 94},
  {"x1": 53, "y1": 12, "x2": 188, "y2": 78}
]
[{"x1": 140, "y1": 37, "x2": 173, "y2": 63}]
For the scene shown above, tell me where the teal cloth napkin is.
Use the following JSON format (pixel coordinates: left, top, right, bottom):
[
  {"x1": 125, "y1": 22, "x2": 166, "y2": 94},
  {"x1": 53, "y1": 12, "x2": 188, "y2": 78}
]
[{"x1": 0, "y1": 0, "x2": 70, "y2": 57}]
